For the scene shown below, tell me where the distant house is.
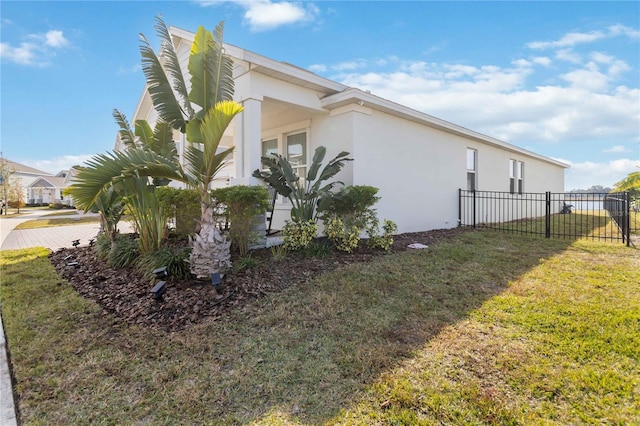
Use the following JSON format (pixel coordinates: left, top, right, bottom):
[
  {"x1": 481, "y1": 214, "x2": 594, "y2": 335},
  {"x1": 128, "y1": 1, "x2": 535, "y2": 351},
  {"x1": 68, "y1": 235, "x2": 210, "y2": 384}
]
[
  {"x1": 2, "y1": 160, "x2": 75, "y2": 207},
  {"x1": 123, "y1": 25, "x2": 568, "y2": 233}
]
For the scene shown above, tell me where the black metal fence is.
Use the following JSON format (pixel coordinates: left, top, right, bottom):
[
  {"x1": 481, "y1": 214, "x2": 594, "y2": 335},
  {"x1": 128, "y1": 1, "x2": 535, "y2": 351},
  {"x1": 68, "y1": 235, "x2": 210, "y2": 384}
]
[{"x1": 459, "y1": 190, "x2": 634, "y2": 246}]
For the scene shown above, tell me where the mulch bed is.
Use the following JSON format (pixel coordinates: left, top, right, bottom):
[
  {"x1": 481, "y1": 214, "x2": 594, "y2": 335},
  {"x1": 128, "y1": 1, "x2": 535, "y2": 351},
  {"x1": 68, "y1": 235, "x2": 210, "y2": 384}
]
[{"x1": 49, "y1": 228, "x2": 466, "y2": 331}]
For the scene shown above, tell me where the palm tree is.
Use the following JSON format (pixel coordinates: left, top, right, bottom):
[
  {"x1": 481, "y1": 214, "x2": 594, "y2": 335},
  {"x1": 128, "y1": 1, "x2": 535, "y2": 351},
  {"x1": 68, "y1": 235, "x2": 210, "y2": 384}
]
[{"x1": 68, "y1": 17, "x2": 242, "y2": 278}]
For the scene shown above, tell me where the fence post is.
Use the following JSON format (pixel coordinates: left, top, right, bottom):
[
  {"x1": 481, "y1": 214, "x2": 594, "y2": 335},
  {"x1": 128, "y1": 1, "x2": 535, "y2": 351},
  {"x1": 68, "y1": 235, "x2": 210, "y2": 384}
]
[
  {"x1": 625, "y1": 192, "x2": 630, "y2": 247},
  {"x1": 472, "y1": 190, "x2": 477, "y2": 228},
  {"x1": 458, "y1": 188, "x2": 462, "y2": 227},
  {"x1": 545, "y1": 191, "x2": 551, "y2": 238}
]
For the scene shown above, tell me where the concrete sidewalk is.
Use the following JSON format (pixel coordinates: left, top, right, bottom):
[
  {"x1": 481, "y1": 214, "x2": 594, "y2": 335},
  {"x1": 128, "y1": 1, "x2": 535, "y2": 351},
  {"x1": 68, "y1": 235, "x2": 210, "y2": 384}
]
[{"x1": 0, "y1": 212, "x2": 133, "y2": 425}]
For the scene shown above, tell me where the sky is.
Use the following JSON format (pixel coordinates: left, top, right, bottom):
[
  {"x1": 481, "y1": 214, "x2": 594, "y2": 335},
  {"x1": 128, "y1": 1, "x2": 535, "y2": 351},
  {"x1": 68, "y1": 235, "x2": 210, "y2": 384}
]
[{"x1": 1, "y1": 1, "x2": 639, "y2": 191}]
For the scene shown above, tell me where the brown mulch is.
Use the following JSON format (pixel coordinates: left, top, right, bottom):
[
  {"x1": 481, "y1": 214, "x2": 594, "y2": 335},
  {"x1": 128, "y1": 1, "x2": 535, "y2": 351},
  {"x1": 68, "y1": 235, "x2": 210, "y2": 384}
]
[{"x1": 49, "y1": 228, "x2": 466, "y2": 331}]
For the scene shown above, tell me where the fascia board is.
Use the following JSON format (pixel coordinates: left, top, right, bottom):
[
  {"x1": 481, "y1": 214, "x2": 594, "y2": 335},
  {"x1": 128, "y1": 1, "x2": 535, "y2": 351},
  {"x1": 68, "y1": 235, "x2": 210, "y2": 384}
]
[{"x1": 322, "y1": 89, "x2": 569, "y2": 169}]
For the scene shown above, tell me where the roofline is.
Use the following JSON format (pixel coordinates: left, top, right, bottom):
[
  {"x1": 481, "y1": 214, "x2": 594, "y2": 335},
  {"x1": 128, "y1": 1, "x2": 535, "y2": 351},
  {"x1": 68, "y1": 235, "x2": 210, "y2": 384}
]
[
  {"x1": 168, "y1": 26, "x2": 347, "y2": 94},
  {"x1": 321, "y1": 88, "x2": 569, "y2": 169}
]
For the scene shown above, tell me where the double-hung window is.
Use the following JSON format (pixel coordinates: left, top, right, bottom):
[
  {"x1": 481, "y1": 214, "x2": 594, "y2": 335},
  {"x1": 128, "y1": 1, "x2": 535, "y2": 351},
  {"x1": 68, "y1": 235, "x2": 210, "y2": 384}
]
[
  {"x1": 466, "y1": 148, "x2": 477, "y2": 191},
  {"x1": 286, "y1": 132, "x2": 307, "y2": 181},
  {"x1": 510, "y1": 159, "x2": 524, "y2": 194}
]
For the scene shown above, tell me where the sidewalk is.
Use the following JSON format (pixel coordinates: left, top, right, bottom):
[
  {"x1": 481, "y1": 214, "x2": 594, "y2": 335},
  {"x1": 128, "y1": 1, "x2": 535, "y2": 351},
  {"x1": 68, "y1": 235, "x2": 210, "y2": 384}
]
[{"x1": 0, "y1": 211, "x2": 132, "y2": 425}]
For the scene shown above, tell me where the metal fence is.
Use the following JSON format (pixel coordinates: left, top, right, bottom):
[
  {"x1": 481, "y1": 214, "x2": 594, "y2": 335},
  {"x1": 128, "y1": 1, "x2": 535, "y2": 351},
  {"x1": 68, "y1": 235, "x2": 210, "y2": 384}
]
[{"x1": 459, "y1": 190, "x2": 634, "y2": 246}]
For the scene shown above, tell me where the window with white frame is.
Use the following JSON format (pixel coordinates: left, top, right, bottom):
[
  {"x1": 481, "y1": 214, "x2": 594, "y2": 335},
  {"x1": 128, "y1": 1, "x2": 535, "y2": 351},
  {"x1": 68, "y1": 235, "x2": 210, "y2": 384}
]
[
  {"x1": 466, "y1": 148, "x2": 477, "y2": 191},
  {"x1": 262, "y1": 138, "x2": 278, "y2": 158},
  {"x1": 510, "y1": 159, "x2": 524, "y2": 194},
  {"x1": 286, "y1": 132, "x2": 307, "y2": 180},
  {"x1": 517, "y1": 161, "x2": 524, "y2": 194}
]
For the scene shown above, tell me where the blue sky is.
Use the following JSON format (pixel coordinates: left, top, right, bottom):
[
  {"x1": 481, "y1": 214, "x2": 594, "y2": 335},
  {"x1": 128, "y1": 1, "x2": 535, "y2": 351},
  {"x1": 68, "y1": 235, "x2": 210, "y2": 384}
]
[{"x1": 1, "y1": 1, "x2": 638, "y2": 190}]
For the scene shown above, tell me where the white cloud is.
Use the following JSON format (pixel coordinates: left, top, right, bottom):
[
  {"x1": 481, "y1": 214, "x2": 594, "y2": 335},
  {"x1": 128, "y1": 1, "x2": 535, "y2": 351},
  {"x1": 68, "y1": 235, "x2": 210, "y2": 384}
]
[
  {"x1": 308, "y1": 63, "x2": 327, "y2": 73},
  {"x1": 43, "y1": 30, "x2": 69, "y2": 48},
  {"x1": 565, "y1": 158, "x2": 640, "y2": 189},
  {"x1": 117, "y1": 64, "x2": 141, "y2": 76},
  {"x1": 602, "y1": 145, "x2": 630, "y2": 154},
  {"x1": 527, "y1": 25, "x2": 638, "y2": 51},
  {"x1": 198, "y1": 0, "x2": 320, "y2": 31},
  {"x1": 555, "y1": 48, "x2": 582, "y2": 64},
  {"x1": 0, "y1": 29, "x2": 70, "y2": 66},
  {"x1": 25, "y1": 155, "x2": 94, "y2": 174},
  {"x1": 315, "y1": 23, "x2": 639, "y2": 151}
]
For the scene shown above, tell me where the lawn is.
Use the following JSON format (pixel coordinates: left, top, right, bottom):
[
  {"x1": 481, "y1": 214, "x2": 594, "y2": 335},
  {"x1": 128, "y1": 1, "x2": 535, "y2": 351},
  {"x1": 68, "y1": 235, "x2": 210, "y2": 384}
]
[
  {"x1": 1, "y1": 230, "x2": 638, "y2": 424},
  {"x1": 12, "y1": 216, "x2": 101, "y2": 230}
]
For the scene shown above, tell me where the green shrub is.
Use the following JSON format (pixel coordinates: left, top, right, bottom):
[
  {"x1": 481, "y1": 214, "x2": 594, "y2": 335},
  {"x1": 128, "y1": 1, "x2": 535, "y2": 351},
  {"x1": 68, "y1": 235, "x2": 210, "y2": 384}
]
[
  {"x1": 108, "y1": 235, "x2": 140, "y2": 268},
  {"x1": 232, "y1": 254, "x2": 260, "y2": 273},
  {"x1": 283, "y1": 220, "x2": 318, "y2": 251},
  {"x1": 270, "y1": 244, "x2": 287, "y2": 261},
  {"x1": 136, "y1": 246, "x2": 192, "y2": 281},
  {"x1": 305, "y1": 239, "x2": 331, "y2": 258},
  {"x1": 94, "y1": 233, "x2": 112, "y2": 260},
  {"x1": 319, "y1": 185, "x2": 380, "y2": 252},
  {"x1": 156, "y1": 187, "x2": 200, "y2": 236},
  {"x1": 325, "y1": 216, "x2": 361, "y2": 253},
  {"x1": 211, "y1": 185, "x2": 269, "y2": 257},
  {"x1": 367, "y1": 218, "x2": 397, "y2": 251}
]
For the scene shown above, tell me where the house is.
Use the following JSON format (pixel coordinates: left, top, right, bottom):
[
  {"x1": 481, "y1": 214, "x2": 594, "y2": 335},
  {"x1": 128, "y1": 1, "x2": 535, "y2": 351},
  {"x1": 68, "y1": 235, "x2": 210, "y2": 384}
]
[
  {"x1": 1, "y1": 160, "x2": 75, "y2": 207},
  {"x1": 124, "y1": 25, "x2": 568, "y2": 234}
]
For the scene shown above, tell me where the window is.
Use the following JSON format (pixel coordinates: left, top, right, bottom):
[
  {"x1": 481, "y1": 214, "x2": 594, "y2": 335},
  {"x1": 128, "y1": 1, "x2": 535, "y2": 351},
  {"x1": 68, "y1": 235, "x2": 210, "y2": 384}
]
[
  {"x1": 466, "y1": 149, "x2": 477, "y2": 191},
  {"x1": 517, "y1": 161, "x2": 524, "y2": 194},
  {"x1": 286, "y1": 132, "x2": 307, "y2": 179},
  {"x1": 510, "y1": 159, "x2": 525, "y2": 194},
  {"x1": 261, "y1": 138, "x2": 278, "y2": 158},
  {"x1": 509, "y1": 159, "x2": 516, "y2": 193}
]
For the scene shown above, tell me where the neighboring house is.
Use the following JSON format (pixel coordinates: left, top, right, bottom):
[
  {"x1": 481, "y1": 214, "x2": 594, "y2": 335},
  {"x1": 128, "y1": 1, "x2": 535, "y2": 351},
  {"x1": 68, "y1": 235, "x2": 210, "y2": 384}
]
[
  {"x1": 2, "y1": 160, "x2": 75, "y2": 207},
  {"x1": 123, "y1": 25, "x2": 568, "y2": 233}
]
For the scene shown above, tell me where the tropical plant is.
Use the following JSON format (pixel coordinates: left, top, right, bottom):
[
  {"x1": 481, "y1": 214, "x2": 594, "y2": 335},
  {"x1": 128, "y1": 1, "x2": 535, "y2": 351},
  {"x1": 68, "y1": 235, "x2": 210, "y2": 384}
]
[
  {"x1": 613, "y1": 171, "x2": 640, "y2": 202},
  {"x1": 211, "y1": 185, "x2": 269, "y2": 256},
  {"x1": 252, "y1": 146, "x2": 352, "y2": 223},
  {"x1": 67, "y1": 17, "x2": 242, "y2": 278}
]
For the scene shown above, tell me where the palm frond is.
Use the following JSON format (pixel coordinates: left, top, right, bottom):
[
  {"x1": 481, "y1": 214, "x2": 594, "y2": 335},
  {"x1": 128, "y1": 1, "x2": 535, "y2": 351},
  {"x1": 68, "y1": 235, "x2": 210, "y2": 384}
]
[
  {"x1": 134, "y1": 120, "x2": 154, "y2": 147},
  {"x1": 212, "y1": 21, "x2": 235, "y2": 103},
  {"x1": 139, "y1": 33, "x2": 187, "y2": 132},
  {"x1": 153, "y1": 15, "x2": 195, "y2": 119},
  {"x1": 113, "y1": 109, "x2": 137, "y2": 149},
  {"x1": 188, "y1": 26, "x2": 216, "y2": 113}
]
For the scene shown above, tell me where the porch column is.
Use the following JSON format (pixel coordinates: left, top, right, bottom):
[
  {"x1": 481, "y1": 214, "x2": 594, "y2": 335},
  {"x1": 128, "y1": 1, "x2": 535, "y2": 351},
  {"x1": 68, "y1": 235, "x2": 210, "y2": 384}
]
[{"x1": 233, "y1": 97, "x2": 262, "y2": 186}]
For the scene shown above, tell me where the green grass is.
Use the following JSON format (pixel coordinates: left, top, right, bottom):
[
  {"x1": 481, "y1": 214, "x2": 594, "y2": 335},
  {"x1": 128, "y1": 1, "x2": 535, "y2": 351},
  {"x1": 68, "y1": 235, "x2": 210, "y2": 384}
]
[
  {"x1": 13, "y1": 216, "x2": 101, "y2": 230},
  {"x1": 1, "y1": 231, "x2": 638, "y2": 424}
]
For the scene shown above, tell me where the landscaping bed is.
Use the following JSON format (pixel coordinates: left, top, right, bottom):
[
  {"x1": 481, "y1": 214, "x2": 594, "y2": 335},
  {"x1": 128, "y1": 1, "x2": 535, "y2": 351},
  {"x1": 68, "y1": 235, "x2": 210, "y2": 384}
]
[{"x1": 49, "y1": 228, "x2": 465, "y2": 331}]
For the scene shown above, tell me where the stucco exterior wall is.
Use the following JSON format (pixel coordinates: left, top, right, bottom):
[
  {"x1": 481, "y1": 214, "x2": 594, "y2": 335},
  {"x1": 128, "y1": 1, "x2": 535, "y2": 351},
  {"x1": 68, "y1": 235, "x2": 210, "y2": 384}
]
[{"x1": 342, "y1": 108, "x2": 566, "y2": 233}]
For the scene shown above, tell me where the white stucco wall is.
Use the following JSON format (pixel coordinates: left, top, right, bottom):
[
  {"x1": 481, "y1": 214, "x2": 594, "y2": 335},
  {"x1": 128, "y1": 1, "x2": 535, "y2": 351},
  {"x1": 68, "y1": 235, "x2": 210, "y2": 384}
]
[{"x1": 335, "y1": 108, "x2": 567, "y2": 233}]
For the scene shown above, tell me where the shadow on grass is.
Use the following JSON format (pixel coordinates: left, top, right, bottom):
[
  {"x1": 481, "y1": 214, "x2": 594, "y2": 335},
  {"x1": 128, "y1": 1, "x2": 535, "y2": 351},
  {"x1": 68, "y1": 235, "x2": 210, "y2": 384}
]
[{"x1": 2, "y1": 231, "x2": 581, "y2": 424}]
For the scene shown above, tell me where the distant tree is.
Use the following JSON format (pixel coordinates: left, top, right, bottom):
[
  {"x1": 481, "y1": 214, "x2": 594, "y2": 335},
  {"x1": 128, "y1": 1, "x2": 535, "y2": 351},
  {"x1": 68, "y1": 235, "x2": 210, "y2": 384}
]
[
  {"x1": 0, "y1": 152, "x2": 15, "y2": 215},
  {"x1": 7, "y1": 179, "x2": 25, "y2": 213},
  {"x1": 612, "y1": 171, "x2": 640, "y2": 202}
]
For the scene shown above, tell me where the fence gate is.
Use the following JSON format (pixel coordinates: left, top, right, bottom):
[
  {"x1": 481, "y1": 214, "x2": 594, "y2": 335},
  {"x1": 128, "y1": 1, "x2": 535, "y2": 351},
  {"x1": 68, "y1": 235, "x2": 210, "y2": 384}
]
[{"x1": 458, "y1": 190, "x2": 633, "y2": 246}]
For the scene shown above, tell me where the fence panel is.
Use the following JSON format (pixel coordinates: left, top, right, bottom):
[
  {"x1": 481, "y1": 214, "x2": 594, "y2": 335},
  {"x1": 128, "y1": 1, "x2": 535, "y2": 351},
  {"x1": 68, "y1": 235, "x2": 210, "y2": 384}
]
[{"x1": 459, "y1": 190, "x2": 632, "y2": 246}]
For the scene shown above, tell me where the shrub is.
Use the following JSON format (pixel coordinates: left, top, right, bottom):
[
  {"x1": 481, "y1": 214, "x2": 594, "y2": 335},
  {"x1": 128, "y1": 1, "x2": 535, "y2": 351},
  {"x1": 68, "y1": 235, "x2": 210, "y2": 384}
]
[
  {"x1": 270, "y1": 244, "x2": 287, "y2": 261},
  {"x1": 211, "y1": 185, "x2": 270, "y2": 257},
  {"x1": 319, "y1": 185, "x2": 380, "y2": 252},
  {"x1": 305, "y1": 239, "x2": 331, "y2": 258},
  {"x1": 282, "y1": 220, "x2": 318, "y2": 251},
  {"x1": 137, "y1": 246, "x2": 192, "y2": 281},
  {"x1": 325, "y1": 216, "x2": 361, "y2": 253},
  {"x1": 156, "y1": 187, "x2": 201, "y2": 236},
  {"x1": 108, "y1": 234, "x2": 140, "y2": 268},
  {"x1": 367, "y1": 218, "x2": 397, "y2": 252},
  {"x1": 94, "y1": 233, "x2": 113, "y2": 260},
  {"x1": 232, "y1": 254, "x2": 260, "y2": 272}
]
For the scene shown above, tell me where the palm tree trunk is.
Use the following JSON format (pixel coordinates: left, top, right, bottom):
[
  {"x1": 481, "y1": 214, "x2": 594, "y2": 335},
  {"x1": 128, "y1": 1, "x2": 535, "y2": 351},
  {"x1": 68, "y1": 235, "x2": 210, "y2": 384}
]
[{"x1": 189, "y1": 201, "x2": 231, "y2": 279}]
